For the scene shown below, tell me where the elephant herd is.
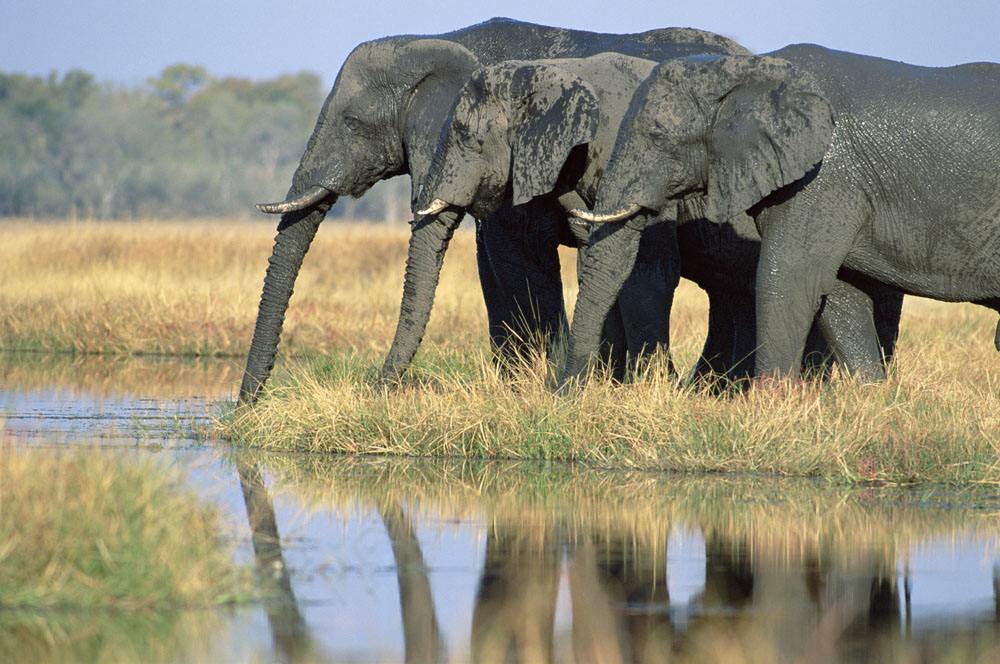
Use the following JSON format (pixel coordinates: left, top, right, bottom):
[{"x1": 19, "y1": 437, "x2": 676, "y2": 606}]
[{"x1": 239, "y1": 17, "x2": 999, "y2": 405}]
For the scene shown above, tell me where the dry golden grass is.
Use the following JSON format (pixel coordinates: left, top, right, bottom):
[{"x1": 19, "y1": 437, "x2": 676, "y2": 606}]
[
  {"x1": 227, "y1": 326, "x2": 1000, "y2": 483},
  {"x1": 3, "y1": 219, "x2": 998, "y2": 483},
  {"x1": 0, "y1": 218, "x2": 485, "y2": 357}
]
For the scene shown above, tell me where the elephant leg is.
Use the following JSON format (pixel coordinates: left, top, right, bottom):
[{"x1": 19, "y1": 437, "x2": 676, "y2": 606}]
[
  {"x1": 869, "y1": 280, "x2": 904, "y2": 366},
  {"x1": 801, "y1": 321, "x2": 835, "y2": 379},
  {"x1": 475, "y1": 218, "x2": 513, "y2": 357},
  {"x1": 599, "y1": 303, "x2": 631, "y2": 382},
  {"x1": 690, "y1": 289, "x2": 755, "y2": 390},
  {"x1": 814, "y1": 278, "x2": 886, "y2": 382},
  {"x1": 479, "y1": 203, "x2": 567, "y2": 368},
  {"x1": 616, "y1": 218, "x2": 679, "y2": 376},
  {"x1": 755, "y1": 203, "x2": 853, "y2": 378},
  {"x1": 691, "y1": 289, "x2": 737, "y2": 385}
]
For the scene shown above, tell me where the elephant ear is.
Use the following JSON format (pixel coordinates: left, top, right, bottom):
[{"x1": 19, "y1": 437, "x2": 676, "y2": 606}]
[
  {"x1": 395, "y1": 39, "x2": 480, "y2": 200},
  {"x1": 704, "y1": 56, "x2": 835, "y2": 222},
  {"x1": 505, "y1": 63, "x2": 600, "y2": 206}
]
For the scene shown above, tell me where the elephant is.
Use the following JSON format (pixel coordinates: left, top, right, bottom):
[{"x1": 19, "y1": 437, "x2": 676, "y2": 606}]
[
  {"x1": 239, "y1": 17, "x2": 751, "y2": 404},
  {"x1": 414, "y1": 53, "x2": 678, "y2": 382},
  {"x1": 417, "y1": 54, "x2": 900, "y2": 386},
  {"x1": 564, "y1": 44, "x2": 1000, "y2": 383}
]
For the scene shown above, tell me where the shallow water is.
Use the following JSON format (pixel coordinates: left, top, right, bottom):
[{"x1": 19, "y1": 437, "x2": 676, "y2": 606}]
[{"x1": 2, "y1": 353, "x2": 999, "y2": 663}]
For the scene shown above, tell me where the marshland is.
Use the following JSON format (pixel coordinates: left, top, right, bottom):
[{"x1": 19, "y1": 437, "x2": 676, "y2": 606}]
[
  {"x1": 2, "y1": 217, "x2": 999, "y2": 660},
  {"x1": 4, "y1": 3, "x2": 1000, "y2": 662}
]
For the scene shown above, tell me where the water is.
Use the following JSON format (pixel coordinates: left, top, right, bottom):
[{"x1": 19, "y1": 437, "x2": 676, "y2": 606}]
[{"x1": 2, "y1": 353, "x2": 999, "y2": 662}]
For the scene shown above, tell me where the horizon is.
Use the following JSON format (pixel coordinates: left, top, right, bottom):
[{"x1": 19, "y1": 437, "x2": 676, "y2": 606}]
[{"x1": 3, "y1": 2, "x2": 998, "y2": 86}]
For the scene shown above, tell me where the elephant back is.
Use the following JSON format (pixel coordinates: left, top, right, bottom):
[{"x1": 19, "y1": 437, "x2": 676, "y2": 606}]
[{"x1": 434, "y1": 17, "x2": 751, "y2": 65}]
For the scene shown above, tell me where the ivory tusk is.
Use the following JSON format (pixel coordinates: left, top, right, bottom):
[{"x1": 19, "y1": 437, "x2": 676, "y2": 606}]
[
  {"x1": 256, "y1": 185, "x2": 332, "y2": 214},
  {"x1": 569, "y1": 203, "x2": 642, "y2": 223},
  {"x1": 416, "y1": 199, "x2": 450, "y2": 216}
]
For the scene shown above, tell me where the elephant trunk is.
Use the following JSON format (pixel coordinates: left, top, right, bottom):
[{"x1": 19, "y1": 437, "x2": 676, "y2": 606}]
[
  {"x1": 559, "y1": 211, "x2": 651, "y2": 386},
  {"x1": 381, "y1": 210, "x2": 464, "y2": 381},
  {"x1": 239, "y1": 201, "x2": 334, "y2": 405}
]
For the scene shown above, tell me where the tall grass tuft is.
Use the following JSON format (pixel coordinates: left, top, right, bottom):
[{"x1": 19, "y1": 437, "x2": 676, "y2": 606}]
[
  {"x1": 226, "y1": 342, "x2": 1000, "y2": 484},
  {"x1": 0, "y1": 445, "x2": 244, "y2": 610}
]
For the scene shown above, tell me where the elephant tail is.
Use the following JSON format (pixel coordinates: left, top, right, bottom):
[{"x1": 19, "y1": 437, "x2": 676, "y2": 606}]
[{"x1": 994, "y1": 316, "x2": 999, "y2": 352}]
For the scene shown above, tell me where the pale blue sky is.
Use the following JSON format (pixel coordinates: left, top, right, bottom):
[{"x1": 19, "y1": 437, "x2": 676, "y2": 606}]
[{"x1": 2, "y1": 1, "x2": 998, "y2": 85}]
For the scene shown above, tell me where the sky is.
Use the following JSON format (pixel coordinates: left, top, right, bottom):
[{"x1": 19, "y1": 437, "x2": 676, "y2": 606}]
[{"x1": 2, "y1": 1, "x2": 998, "y2": 86}]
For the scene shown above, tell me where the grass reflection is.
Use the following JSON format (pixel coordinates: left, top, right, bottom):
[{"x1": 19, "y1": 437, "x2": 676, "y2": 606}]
[{"x1": 245, "y1": 453, "x2": 1000, "y2": 663}]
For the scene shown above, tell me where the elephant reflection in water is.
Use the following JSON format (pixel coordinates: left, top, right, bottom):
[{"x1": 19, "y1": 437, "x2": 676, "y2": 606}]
[
  {"x1": 236, "y1": 458, "x2": 314, "y2": 662},
  {"x1": 686, "y1": 533, "x2": 901, "y2": 662},
  {"x1": 466, "y1": 522, "x2": 905, "y2": 664},
  {"x1": 467, "y1": 526, "x2": 673, "y2": 663},
  {"x1": 235, "y1": 458, "x2": 445, "y2": 663},
  {"x1": 379, "y1": 501, "x2": 446, "y2": 663},
  {"x1": 568, "y1": 536, "x2": 673, "y2": 663},
  {"x1": 470, "y1": 527, "x2": 562, "y2": 662}
]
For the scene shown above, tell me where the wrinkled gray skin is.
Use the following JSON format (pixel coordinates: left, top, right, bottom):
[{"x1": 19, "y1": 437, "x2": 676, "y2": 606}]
[
  {"x1": 566, "y1": 46, "x2": 1000, "y2": 383},
  {"x1": 671, "y1": 207, "x2": 903, "y2": 384},
  {"x1": 415, "y1": 54, "x2": 679, "y2": 382},
  {"x1": 420, "y1": 55, "x2": 901, "y2": 386},
  {"x1": 239, "y1": 17, "x2": 750, "y2": 404}
]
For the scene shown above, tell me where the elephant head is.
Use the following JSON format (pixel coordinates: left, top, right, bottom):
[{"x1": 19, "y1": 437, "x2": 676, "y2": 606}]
[
  {"x1": 415, "y1": 61, "x2": 601, "y2": 220},
  {"x1": 580, "y1": 55, "x2": 835, "y2": 223},
  {"x1": 240, "y1": 38, "x2": 479, "y2": 403},
  {"x1": 370, "y1": 62, "x2": 603, "y2": 382},
  {"x1": 560, "y1": 56, "x2": 835, "y2": 384}
]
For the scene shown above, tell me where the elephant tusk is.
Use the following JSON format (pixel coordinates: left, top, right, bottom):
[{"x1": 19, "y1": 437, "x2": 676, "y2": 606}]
[
  {"x1": 569, "y1": 203, "x2": 643, "y2": 224},
  {"x1": 416, "y1": 198, "x2": 450, "y2": 216},
  {"x1": 256, "y1": 185, "x2": 333, "y2": 214}
]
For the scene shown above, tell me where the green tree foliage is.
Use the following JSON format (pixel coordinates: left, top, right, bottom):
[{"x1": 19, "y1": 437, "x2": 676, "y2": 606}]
[{"x1": 0, "y1": 65, "x2": 410, "y2": 220}]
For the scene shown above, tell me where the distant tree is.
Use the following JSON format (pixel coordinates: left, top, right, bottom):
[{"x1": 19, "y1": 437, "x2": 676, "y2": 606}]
[
  {"x1": 0, "y1": 64, "x2": 410, "y2": 221},
  {"x1": 149, "y1": 64, "x2": 207, "y2": 110}
]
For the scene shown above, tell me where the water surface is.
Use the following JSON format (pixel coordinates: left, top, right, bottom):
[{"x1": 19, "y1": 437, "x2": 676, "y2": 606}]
[{"x1": 2, "y1": 353, "x2": 998, "y2": 662}]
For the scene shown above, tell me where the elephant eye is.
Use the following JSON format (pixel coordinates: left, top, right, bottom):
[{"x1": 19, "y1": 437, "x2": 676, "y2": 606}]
[
  {"x1": 453, "y1": 122, "x2": 481, "y2": 152},
  {"x1": 648, "y1": 120, "x2": 669, "y2": 144},
  {"x1": 343, "y1": 115, "x2": 365, "y2": 134}
]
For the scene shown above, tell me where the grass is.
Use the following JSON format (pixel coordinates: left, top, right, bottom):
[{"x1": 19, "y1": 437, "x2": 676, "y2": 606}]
[
  {"x1": 3, "y1": 218, "x2": 999, "y2": 484},
  {"x1": 226, "y1": 340, "x2": 1000, "y2": 483},
  {"x1": 0, "y1": 445, "x2": 245, "y2": 610},
  {"x1": 0, "y1": 218, "x2": 484, "y2": 357}
]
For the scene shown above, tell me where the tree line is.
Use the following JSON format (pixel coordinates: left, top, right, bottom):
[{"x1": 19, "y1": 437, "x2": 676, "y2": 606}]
[{"x1": 0, "y1": 64, "x2": 410, "y2": 221}]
